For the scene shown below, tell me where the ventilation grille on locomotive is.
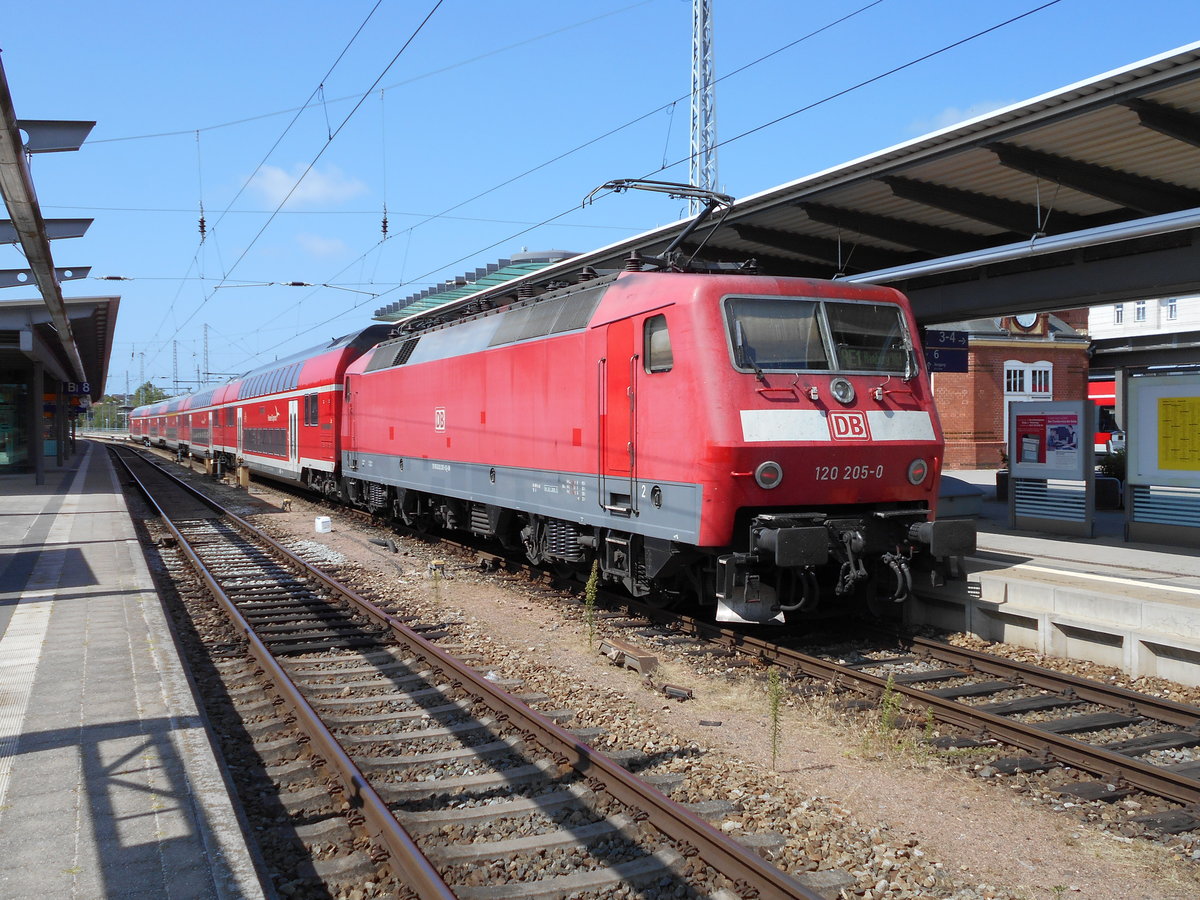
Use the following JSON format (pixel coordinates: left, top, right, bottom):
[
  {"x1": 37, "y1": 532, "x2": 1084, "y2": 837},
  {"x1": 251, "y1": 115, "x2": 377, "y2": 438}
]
[
  {"x1": 366, "y1": 337, "x2": 421, "y2": 371},
  {"x1": 488, "y1": 287, "x2": 605, "y2": 348}
]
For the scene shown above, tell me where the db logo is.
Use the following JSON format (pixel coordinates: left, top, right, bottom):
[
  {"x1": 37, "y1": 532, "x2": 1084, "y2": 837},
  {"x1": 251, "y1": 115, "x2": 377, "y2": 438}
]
[
  {"x1": 434, "y1": 408, "x2": 446, "y2": 432},
  {"x1": 828, "y1": 410, "x2": 871, "y2": 441}
]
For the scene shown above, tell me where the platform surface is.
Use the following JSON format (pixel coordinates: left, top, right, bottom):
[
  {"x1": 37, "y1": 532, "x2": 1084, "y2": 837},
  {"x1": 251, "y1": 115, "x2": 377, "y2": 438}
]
[
  {"x1": 0, "y1": 442, "x2": 264, "y2": 899},
  {"x1": 949, "y1": 469, "x2": 1200, "y2": 589}
]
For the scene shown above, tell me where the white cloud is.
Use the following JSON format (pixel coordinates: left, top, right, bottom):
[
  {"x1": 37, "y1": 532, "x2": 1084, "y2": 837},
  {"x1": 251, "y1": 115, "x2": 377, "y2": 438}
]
[
  {"x1": 296, "y1": 233, "x2": 350, "y2": 258},
  {"x1": 907, "y1": 100, "x2": 1015, "y2": 136},
  {"x1": 249, "y1": 163, "x2": 367, "y2": 208}
]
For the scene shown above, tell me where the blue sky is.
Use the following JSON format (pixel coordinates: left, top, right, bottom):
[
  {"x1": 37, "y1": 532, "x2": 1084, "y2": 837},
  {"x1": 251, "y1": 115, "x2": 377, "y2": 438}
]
[{"x1": 3, "y1": 0, "x2": 1199, "y2": 395}]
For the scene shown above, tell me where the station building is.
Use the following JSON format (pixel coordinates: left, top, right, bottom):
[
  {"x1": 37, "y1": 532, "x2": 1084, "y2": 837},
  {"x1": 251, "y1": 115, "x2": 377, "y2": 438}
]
[{"x1": 928, "y1": 313, "x2": 1090, "y2": 470}]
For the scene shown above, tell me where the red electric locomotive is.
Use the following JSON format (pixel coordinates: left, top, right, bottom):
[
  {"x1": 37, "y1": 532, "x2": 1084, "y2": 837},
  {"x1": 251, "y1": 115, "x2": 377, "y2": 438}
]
[{"x1": 340, "y1": 266, "x2": 974, "y2": 623}]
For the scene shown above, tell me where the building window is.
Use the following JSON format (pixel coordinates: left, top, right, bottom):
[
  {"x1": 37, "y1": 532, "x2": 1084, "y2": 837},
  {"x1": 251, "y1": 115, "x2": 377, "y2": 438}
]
[
  {"x1": 1167, "y1": 297, "x2": 1178, "y2": 320},
  {"x1": 1135, "y1": 300, "x2": 1147, "y2": 322},
  {"x1": 1003, "y1": 360, "x2": 1053, "y2": 442},
  {"x1": 1113, "y1": 304, "x2": 1124, "y2": 324}
]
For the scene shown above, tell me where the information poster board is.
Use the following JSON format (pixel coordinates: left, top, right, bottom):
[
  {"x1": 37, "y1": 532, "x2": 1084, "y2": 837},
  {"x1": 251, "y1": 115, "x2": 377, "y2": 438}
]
[
  {"x1": 1008, "y1": 400, "x2": 1091, "y2": 481},
  {"x1": 1128, "y1": 373, "x2": 1200, "y2": 489}
]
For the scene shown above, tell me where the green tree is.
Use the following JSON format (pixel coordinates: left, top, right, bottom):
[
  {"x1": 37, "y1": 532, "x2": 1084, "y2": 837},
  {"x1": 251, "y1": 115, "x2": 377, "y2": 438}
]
[
  {"x1": 132, "y1": 382, "x2": 169, "y2": 408},
  {"x1": 87, "y1": 395, "x2": 124, "y2": 429}
]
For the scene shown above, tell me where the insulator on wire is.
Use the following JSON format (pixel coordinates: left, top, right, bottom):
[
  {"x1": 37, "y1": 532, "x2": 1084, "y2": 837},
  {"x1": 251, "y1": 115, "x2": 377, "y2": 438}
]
[
  {"x1": 198, "y1": 214, "x2": 206, "y2": 239},
  {"x1": 381, "y1": 214, "x2": 388, "y2": 237}
]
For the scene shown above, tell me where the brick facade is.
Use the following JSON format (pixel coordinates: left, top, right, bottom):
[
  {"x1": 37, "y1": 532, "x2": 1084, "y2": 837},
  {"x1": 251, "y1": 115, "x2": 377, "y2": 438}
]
[{"x1": 931, "y1": 320, "x2": 1089, "y2": 469}]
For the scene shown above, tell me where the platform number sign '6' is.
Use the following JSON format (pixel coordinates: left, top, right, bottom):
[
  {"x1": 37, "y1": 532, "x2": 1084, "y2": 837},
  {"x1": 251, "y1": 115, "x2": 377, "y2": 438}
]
[{"x1": 434, "y1": 407, "x2": 446, "y2": 432}]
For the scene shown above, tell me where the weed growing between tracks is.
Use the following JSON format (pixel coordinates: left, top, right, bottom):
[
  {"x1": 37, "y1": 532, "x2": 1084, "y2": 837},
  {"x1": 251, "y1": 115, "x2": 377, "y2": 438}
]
[
  {"x1": 768, "y1": 668, "x2": 783, "y2": 770},
  {"x1": 585, "y1": 559, "x2": 600, "y2": 650}
]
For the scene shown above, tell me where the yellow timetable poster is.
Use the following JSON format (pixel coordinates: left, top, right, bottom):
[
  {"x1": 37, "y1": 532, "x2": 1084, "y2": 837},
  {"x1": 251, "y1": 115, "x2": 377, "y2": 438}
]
[{"x1": 1159, "y1": 396, "x2": 1200, "y2": 471}]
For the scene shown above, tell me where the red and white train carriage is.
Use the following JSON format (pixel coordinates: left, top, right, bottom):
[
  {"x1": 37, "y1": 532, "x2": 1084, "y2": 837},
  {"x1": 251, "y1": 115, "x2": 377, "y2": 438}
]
[{"x1": 130, "y1": 324, "x2": 390, "y2": 489}]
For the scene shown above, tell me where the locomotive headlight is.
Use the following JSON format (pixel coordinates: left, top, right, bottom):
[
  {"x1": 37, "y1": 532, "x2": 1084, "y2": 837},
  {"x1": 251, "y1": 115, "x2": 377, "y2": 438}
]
[
  {"x1": 830, "y1": 376, "x2": 855, "y2": 405},
  {"x1": 907, "y1": 458, "x2": 929, "y2": 485},
  {"x1": 755, "y1": 460, "x2": 784, "y2": 489}
]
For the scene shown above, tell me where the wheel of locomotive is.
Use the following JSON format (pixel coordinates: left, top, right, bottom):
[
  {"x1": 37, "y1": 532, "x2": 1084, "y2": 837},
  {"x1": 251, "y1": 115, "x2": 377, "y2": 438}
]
[
  {"x1": 551, "y1": 558, "x2": 591, "y2": 582},
  {"x1": 405, "y1": 509, "x2": 435, "y2": 533},
  {"x1": 643, "y1": 585, "x2": 683, "y2": 610},
  {"x1": 642, "y1": 569, "x2": 698, "y2": 612},
  {"x1": 399, "y1": 501, "x2": 434, "y2": 532},
  {"x1": 395, "y1": 491, "x2": 435, "y2": 533},
  {"x1": 862, "y1": 569, "x2": 904, "y2": 621}
]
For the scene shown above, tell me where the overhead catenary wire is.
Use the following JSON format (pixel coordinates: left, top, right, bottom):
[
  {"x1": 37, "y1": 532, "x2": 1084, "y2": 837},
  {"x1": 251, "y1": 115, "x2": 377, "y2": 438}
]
[
  {"x1": 146, "y1": 0, "x2": 441, "y2": 374},
  {"x1": 142, "y1": 0, "x2": 388, "y2": 370},
  {"x1": 223, "y1": 0, "x2": 897, "y2": 357},
  {"x1": 85, "y1": 1, "x2": 657, "y2": 146},
  {"x1": 133, "y1": 0, "x2": 893, "y2": 377},
  {"x1": 225, "y1": 0, "x2": 1068, "y2": 370}
]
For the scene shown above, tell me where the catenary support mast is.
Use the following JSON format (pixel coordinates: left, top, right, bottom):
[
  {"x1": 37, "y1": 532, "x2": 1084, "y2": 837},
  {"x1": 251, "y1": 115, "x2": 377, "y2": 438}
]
[{"x1": 689, "y1": 0, "x2": 717, "y2": 214}]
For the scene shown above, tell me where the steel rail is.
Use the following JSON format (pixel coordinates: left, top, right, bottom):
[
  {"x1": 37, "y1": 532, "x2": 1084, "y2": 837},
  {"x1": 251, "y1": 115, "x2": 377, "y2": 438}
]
[
  {"x1": 908, "y1": 635, "x2": 1200, "y2": 728},
  {"x1": 114, "y1": 447, "x2": 822, "y2": 900},
  {"x1": 112, "y1": 449, "x2": 458, "y2": 900},
  {"x1": 626, "y1": 605, "x2": 1200, "y2": 806}
]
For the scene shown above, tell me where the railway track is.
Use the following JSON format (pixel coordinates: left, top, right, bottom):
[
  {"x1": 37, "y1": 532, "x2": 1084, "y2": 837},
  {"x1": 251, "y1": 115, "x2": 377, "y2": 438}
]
[
  {"x1": 580, "y1": 596, "x2": 1200, "y2": 834},
  {"x1": 111, "y1": 445, "x2": 821, "y2": 900}
]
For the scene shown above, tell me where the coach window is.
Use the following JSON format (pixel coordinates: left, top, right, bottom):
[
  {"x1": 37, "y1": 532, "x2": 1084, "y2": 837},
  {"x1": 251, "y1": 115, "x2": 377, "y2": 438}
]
[
  {"x1": 305, "y1": 393, "x2": 318, "y2": 425},
  {"x1": 643, "y1": 315, "x2": 673, "y2": 373}
]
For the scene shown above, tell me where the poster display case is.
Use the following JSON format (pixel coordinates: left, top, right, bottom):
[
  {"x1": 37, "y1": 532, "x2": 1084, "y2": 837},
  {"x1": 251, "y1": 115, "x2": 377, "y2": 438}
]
[{"x1": 1007, "y1": 400, "x2": 1095, "y2": 537}]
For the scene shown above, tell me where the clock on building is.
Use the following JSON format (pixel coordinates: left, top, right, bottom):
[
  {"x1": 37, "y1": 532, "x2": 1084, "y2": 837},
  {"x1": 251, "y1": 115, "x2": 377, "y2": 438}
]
[{"x1": 1014, "y1": 313, "x2": 1039, "y2": 330}]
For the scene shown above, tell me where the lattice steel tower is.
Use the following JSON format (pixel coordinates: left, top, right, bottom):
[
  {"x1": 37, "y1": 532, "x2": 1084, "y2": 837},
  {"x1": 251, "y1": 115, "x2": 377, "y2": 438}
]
[{"x1": 689, "y1": 0, "x2": 717, "y2": 213}]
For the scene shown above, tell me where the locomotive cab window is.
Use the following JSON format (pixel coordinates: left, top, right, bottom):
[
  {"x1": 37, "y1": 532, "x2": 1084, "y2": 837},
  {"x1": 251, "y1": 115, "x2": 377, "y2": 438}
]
[
  {"x1": 724, "y1": 297, "x2": 827, "y2": 372},
  {"x1": 724, "y1": 296, "x2": 911, "y2": 375},
  {"x1": 643, "y1": 315, "x2": 673, "y2": 373},
  {"x1": 824, "y1": 302, "x2": 909, "y2": 373}
]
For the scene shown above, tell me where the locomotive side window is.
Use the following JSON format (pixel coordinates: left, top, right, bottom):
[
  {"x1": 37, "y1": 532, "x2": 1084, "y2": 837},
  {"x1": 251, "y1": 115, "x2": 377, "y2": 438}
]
[
  {"x1": 643, "y1": 315, "x2": 673, "y2": 373},
  {"x1": 824, "y1": 302, "x2": 909, "y2": 373},
  {"x1": 724, "y1": 297, "x2": 828, "y2": 371}
]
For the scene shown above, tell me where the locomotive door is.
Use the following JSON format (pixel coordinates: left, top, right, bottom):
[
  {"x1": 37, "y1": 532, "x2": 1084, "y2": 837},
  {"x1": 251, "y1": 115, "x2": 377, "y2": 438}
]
[
  {"x1": 599, "y1": 317, "x2": 637, "y2": 514},
  {"x1": 288, "y1": 399, "x2": 299, "y2": 468}
]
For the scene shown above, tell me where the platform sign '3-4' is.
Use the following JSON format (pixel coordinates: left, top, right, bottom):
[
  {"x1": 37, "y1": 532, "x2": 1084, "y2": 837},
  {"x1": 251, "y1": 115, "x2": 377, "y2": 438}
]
[{"x1": 434, "y1": 407, "x2": 446, "y2": 432}]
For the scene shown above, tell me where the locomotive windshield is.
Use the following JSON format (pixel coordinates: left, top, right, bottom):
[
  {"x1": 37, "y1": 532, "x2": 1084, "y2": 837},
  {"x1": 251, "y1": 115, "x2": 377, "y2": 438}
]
[{"x1": 724, "y1": 296, "x2": 910, "y2": 374}]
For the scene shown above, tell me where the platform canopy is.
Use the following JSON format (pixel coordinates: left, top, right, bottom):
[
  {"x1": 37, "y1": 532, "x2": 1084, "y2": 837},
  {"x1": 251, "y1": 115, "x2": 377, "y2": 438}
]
[
  {"x1": 394, "y1": 41, "x2": 1200, "y2": 330},
  {"x1": 0, "y1": 295, "x2": 118, "y2": 399}
]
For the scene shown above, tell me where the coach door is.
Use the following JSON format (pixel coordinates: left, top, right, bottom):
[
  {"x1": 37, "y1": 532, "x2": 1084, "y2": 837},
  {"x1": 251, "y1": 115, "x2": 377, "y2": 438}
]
[
  {"x1": 288, "y1": 399, "x2": 299, "y2": 468},
  {"x1": 236, "y1": 407, "x2": 244, "y2": 458},
  {"x1": 599, "y1": 317, "x2": 637, "y2": 515}
]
